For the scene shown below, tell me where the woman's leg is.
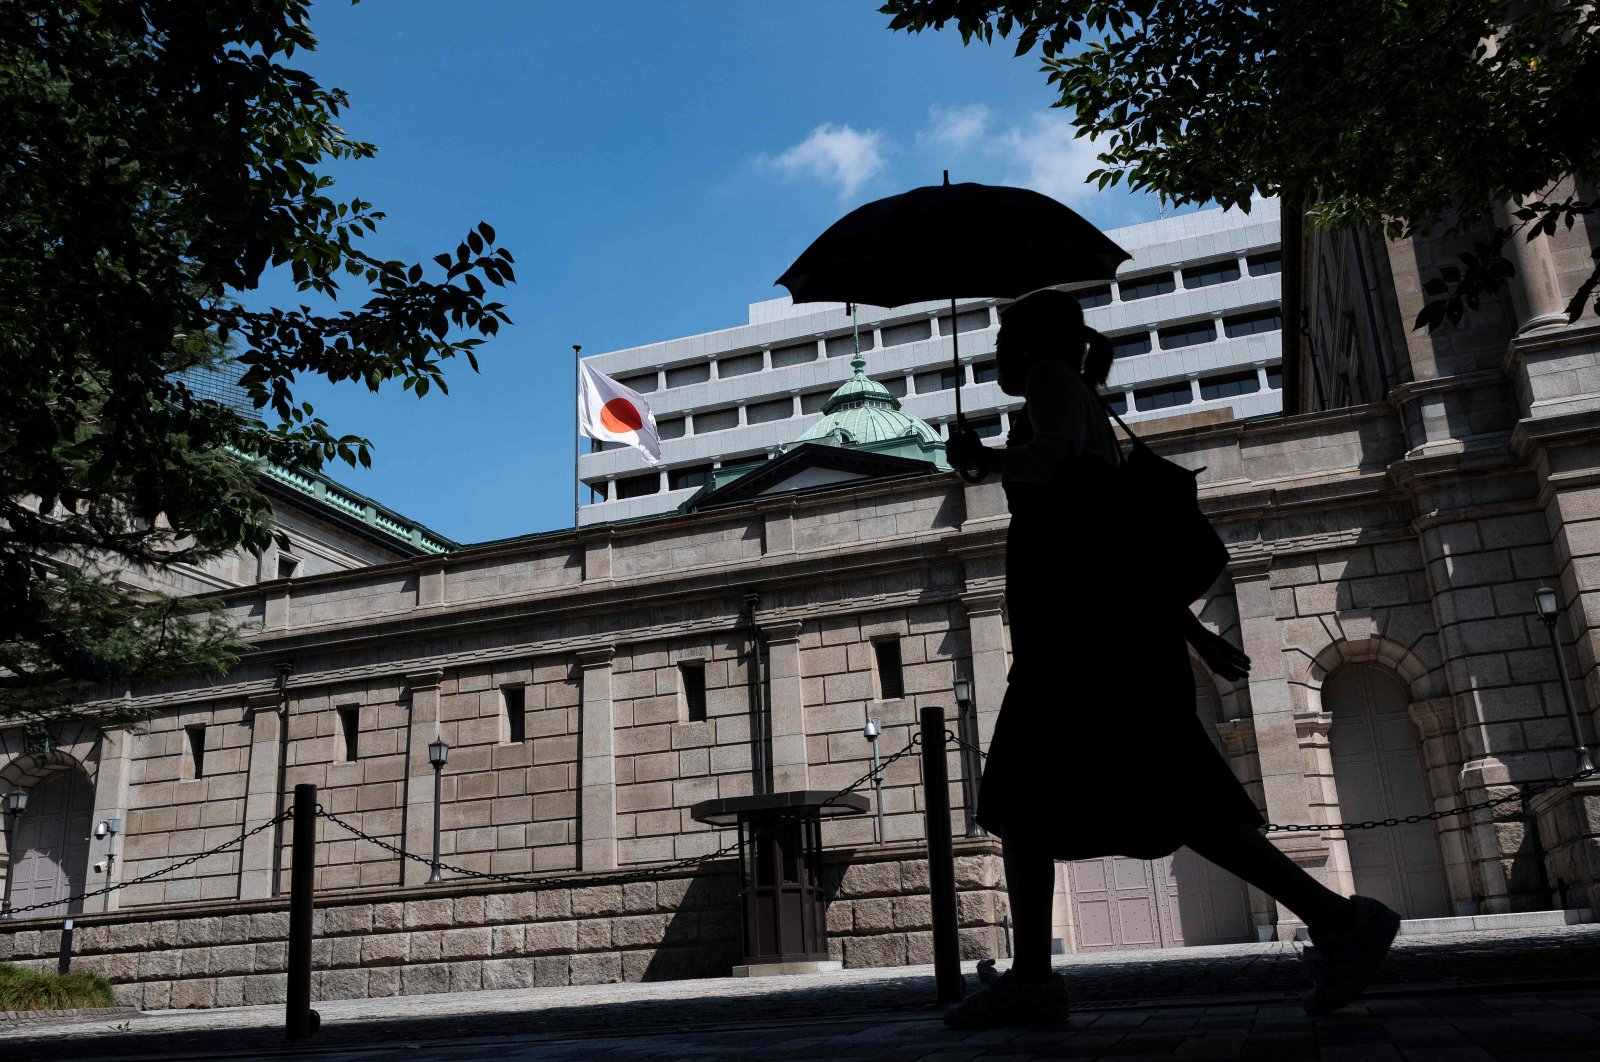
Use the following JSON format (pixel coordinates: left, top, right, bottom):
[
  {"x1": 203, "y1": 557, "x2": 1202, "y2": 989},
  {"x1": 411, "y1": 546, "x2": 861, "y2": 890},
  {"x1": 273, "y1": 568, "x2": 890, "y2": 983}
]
[
  {"x1": 1186, "y1": 820, "x2": 1353, "y2": 933},
  {"x1": 1002, "y1": 830, "x2": 1056, "y2": 981}
]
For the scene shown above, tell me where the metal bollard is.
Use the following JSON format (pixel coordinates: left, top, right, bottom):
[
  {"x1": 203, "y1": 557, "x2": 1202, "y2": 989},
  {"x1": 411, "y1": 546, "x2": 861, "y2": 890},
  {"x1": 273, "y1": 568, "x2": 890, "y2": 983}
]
[
  {"x1": 285, "y1": 784, "x2": 318, "y2": 1041},
  {"x1": 919, "y1": 706, "x2": 964, "y2": 1006},
  {"x1": 58, "y1": 918, "x2": 73, "y2": 974}
]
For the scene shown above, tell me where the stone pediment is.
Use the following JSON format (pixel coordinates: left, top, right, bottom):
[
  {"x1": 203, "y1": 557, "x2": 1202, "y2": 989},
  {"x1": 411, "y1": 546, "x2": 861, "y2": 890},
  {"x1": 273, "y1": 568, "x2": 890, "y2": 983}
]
[{"x1": 684, "y1": 442, "x2": 939, "y2": 512}]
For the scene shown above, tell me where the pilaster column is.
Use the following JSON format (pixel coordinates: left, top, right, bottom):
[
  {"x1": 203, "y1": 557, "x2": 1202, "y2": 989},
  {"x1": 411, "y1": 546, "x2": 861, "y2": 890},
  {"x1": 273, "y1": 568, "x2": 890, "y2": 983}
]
[
  {"x1": 1495, "y1": 200, "x2": 1569, "y2": 333},
  {"x1": 85, "y1": 727, "x2": 133, "y2": 912},
  {"x1": 401, "y1": 669, "x2": 445, "y2": 887},
  {"x1": 1294, "y1": 711, "x2": 1353, "y2": 895},
  {"x1": 239, "y1": 691, "x2": 284, "y2": 899},
  {"x1": 1231, "y1": 560, "x2": 1329, "y2": 935},
  {"x1": 961, "y1": 591, "x2": 1008, "y2": 747},
  {"x1": 1408, "y1": 697, "x2": 1479, "y2": 914},
  {"x1": 761, "y1": 621, "x2": 808, "y2": 792},
  {"x1": 577, "y1": 647, "x2": 618, "y2": 871}
]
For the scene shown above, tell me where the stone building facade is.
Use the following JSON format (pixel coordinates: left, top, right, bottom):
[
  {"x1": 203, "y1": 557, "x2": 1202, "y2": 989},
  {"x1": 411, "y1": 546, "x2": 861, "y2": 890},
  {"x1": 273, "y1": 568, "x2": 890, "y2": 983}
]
[{"x1": 6, "y1": 192, "x2": 1600, "y2": 1005}]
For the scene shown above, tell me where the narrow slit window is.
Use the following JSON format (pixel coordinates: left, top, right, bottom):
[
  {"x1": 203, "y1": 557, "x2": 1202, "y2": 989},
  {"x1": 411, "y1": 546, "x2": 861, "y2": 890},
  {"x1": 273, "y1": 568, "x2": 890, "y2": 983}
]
[
  {"x1": 873, "y1": 639, "x2": 905, "y2": 700},
  {"x1": 276, "y1": 554, "x2": 300, "y2": 580},
  {"x1": 503, "y1": 686, "x2": 526, "y2": 744},
  {"x1": 680, "y1": 662, "x2": 707, "y2": 723},
  {"x1": 338, "y1": 706, "x2": 359, "y2": 762},
  {"x1": 187, "y1": 724, "x2": 207, "y2": 779}
]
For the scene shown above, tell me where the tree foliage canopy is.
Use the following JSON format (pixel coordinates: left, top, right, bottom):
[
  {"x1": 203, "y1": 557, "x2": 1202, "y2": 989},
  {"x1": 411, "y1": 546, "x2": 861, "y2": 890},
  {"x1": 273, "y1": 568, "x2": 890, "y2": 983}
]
[
  {"x1": 881, "y1": 0, "x2": 1600, "y2": 328},
  {"x1": 1, "y1": 0, "x2": 514, "y2": 722}
]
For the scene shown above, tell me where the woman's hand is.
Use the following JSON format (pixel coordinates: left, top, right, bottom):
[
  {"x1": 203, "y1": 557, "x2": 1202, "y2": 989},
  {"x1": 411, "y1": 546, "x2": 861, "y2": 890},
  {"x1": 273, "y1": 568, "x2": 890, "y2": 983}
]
[
  {"x1": 946, "y1": 429, "x2": 993, "y2": 479},
  {"x1": 1183, "y1": 614, "x2": 1252, "y2": 682}
]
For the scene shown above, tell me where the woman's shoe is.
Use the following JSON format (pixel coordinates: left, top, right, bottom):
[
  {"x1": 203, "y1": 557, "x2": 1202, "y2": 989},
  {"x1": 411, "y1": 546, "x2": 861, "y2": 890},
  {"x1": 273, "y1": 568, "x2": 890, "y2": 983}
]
[
  {"x1": 943, "y1": 969, "x2": 1070, "y2": 1029},
  {"x1": 1300, "y1": 895, "x2": 1401, "y2": 1015}
]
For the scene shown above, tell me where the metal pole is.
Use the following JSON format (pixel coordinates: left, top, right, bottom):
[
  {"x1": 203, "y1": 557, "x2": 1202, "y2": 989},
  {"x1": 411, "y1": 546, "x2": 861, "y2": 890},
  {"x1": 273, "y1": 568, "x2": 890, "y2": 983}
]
[
  {"x1": 428, "y1": 762, "x2": 444, "y2": 884},
  {"x1": 1546, "y1": 622, "x2": 1597, "y2": 773},
  {"x1": 871, "y1": 738, "x2": 884, "y2": 844},
  {"x1": 949, "y1": 296, "x2": 965, "y2": 429},
  {"x1": 920, "y1": 705, "x2": 964, "y2": 1006},
  {"x1": 957, "y1": 698, "x2": 985, "y2": 838},
  {"x1": 572, "y1": 343, "x2": 582, "y2": 528},
  {"x1": 58, "y1": 918, "x2": 73, "y2": 974},
  {"x1": 285, "y1": 783, "x2": 317, "y2": 1042}
]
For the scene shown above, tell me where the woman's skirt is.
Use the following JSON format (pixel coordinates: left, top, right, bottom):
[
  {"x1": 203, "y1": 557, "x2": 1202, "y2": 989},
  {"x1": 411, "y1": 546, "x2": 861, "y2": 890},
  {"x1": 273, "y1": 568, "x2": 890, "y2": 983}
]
[{"x1": 974, "y1": 514, "x2": 1263, "y2": 861}]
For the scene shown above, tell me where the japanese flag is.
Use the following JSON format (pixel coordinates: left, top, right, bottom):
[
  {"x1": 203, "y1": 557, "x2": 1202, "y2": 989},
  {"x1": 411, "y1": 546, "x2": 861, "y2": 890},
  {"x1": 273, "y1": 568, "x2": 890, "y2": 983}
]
[{"x1": 578, "y1": 361, "x2": 662, "y2": 465}]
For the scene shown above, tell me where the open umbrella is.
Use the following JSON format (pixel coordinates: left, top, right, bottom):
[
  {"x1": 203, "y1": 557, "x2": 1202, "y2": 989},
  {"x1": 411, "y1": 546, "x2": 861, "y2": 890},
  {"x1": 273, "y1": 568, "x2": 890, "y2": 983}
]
[{"x1": 776, "y1": 173, "x2": 1131, "y2": 433}]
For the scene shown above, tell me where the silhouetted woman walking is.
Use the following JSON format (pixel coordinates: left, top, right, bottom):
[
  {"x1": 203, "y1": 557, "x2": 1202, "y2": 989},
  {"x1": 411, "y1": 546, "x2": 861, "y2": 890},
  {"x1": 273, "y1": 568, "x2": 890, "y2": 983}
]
[{"x1": 943, "y1": 289, "x2": 1398, "y2": 1029}]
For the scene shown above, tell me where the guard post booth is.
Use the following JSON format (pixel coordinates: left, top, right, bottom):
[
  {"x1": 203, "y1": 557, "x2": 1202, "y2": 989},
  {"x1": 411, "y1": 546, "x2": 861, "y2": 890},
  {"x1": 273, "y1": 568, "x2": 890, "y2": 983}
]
[{"x1": 690, "y1": 790, "x2": 868, "y2": 976}]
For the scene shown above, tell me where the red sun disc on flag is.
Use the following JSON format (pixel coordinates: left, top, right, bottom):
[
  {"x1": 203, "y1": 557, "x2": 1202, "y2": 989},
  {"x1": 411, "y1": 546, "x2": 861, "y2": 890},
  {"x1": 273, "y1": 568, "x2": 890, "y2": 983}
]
[{"x1": 599, "y1": 397, "x2": 644, "y2": 433}]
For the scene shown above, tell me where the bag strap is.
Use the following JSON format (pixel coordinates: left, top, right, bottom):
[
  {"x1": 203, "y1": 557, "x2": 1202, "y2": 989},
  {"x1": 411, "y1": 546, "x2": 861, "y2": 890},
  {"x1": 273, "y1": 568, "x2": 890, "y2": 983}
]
[{"x1": 1097, "y1": 393, "x2": 1155, "y2": 456}]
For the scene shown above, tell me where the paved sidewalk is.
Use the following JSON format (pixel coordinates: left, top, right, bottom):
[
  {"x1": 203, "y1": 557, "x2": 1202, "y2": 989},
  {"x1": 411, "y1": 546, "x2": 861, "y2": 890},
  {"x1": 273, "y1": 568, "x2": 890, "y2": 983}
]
[{"x1": 6, "y1": 925, "x2": 1600, "y2": 1059}]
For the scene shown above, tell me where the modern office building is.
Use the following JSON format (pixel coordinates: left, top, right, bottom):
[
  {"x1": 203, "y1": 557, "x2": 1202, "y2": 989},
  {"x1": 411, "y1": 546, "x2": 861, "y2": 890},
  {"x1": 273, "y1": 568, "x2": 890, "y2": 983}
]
[{"x1": 579, "y1": 199, "x2": 1283, "y2": 524}]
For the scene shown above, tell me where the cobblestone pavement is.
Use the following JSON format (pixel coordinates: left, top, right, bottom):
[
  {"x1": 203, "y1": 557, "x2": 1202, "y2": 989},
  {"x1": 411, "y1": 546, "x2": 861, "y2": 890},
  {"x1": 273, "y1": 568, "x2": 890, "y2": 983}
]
[{"x1": 6, "y1": 925, "x2": 1600, "y2": 1060}]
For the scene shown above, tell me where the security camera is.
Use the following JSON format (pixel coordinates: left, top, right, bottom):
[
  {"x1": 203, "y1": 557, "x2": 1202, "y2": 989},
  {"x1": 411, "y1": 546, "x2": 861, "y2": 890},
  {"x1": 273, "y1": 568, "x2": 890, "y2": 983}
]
[
  {"x1": 93, "y1": 861, "x2": 106, "y2": 874},
  {"x1": 94, "y1": 821, "x2": 107, "y2": 840}
]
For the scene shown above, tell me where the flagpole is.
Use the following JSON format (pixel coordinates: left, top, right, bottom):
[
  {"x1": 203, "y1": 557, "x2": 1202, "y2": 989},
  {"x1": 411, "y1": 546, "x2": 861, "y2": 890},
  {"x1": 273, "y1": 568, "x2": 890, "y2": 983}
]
[{"x1": 572, "y1": 344, "x2": 582, "y2": 529}]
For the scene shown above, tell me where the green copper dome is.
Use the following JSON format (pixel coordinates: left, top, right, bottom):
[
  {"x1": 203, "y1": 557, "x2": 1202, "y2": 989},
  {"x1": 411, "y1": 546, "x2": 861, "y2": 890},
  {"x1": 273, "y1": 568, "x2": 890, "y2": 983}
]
[{"x1": 790, "y1": 352, "x2": 948, "y2": 468}]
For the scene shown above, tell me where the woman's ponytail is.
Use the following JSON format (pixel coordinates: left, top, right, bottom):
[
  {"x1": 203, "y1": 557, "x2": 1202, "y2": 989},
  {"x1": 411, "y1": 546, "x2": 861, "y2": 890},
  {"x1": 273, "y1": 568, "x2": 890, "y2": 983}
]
[{"x1": 1082, "y1": 328, "x2": 1113, "y2": 388}]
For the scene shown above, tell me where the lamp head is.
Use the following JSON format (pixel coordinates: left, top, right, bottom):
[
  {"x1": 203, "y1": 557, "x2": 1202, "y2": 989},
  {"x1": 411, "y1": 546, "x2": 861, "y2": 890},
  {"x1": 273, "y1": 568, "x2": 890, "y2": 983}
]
[
  {"x1": 953, "y1": 677, "x2": 972, "y2": 705},
  {"x1": 4, "y1": 790, "x2": 26, "y2": 815},
  {"x1": 428, "y1": 738, "x2": 449, "y2": 767},
  {"x1": 1535, "y1": 586, "x2": 1561, "y2": 624},
  {"x1": 863, "y1": 716, "x2": 881, "y2": 742}
]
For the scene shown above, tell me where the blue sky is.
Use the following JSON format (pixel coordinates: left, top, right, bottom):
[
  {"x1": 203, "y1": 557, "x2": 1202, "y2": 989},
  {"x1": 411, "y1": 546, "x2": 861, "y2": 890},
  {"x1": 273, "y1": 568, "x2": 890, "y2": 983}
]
[{"x1": 261, "y1": 2, "x2": 1173, "y2": 543}]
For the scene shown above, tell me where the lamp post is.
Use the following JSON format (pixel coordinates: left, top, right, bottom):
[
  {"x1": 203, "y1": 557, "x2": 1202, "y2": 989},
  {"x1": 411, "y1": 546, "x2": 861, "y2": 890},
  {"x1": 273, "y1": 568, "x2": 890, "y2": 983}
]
[
  {"x1": 2, "y1": 790, "x2": 26, "y2": 918},
  {"x1": 93, "y1": 817, "x2": 122, "y2": 899},
  {"x1": 1534, "y1": 587, "x2": 1597, "y2": 774},
  {"x1": 426, "y1": 738, "x2": 449, "y2": 884},
  {"x1": 863, "y1": 717, "x2": 884, "y2": 843},
  {"x1": 953, "y1": 677, "x2": 986, "y2": 837}
]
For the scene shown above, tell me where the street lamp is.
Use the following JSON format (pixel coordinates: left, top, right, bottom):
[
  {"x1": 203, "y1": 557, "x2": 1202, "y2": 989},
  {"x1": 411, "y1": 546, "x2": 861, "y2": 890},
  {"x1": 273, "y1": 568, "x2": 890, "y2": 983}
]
[
  {"x1": 2, "y1": 790, "x2": 25, "y2": 919},
  {"x1": 426, "y1": 738, "x2": 448, "y2": 884},
  {"x1": 93, "y1": 818, "x2": 122, "y2": 898},
  {"x1": 1533, "y1": 587, "x2": 1597, "y2": 774},
  {"x1": 953, "y1": 677, "x2": 985, "y2": 837},
  {"x1": 863, "y1": 717, "x2": 884, "y2": 844}
]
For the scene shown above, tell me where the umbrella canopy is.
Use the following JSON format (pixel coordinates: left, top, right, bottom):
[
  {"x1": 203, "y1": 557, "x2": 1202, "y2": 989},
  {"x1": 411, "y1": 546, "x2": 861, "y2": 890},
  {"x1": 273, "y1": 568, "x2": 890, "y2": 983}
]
[{"x1": 775, "y1": 176, "x2": 1131, "y2": 308}]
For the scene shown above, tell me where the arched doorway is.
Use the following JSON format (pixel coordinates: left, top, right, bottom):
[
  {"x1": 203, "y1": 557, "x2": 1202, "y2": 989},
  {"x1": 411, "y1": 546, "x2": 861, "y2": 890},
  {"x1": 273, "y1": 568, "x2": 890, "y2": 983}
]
[
  {"x1": 1064, "y1": 667, "x2": 1253, "y2": 951},
  {"x1": 1326, "y1": 663, "x2": 1449, "y2": 919},
  {"x1": 3, "y1": 771, "x2": 93, "y2": 917}
]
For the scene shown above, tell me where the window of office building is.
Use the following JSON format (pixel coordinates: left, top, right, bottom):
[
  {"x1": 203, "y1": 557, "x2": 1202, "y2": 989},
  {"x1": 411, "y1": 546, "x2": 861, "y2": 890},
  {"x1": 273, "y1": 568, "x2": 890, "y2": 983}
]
[
  {"x1": 679, "y1": 662, "x2": 707, "y2": 723},
  {"x1": 875, "y1": 375, "x2": 908, "y2": 398},
  {"x1": 1199, "y1": 370, "x2": 1262, "y2": 401},
  {"x1": 1158, "y1": 320, "x2": 1217, "y2": 350},
  {"x1": 590, "y1": 438, "x2": 624, "y2": 453},
  {"x1": 1183, "y1": 259, "x2": 1241, "y2": 289},
  {"x1": 665, "y1": 362, "x2": 711, "y2": 388},
  {"x1": 938, "y1": 309, "x2": 990, "y2": 335},
  {"x1": 1118, "y1": 272, "x2": 1176, "y2": 301},
  {"x1": 695, "y1": 407, "x2": 739, "y2": 433},
  {"x1": 968, "y1": 415, "x2": 1003, "y2": 439},
  {"x1": 826, "y1": 333, "x2": 871, "y2": 358},
  {"x1": 1247, "y1": 251, "x2": 1282, "y2": 276},
  {"x1": 1109, "y1": 332, "x2": 1153, "y2": 359},
  {"x1": 873, "y1": 639, "x2": 904, "y2": 700},
  {"x1": 618, "y1": 371, "x2": 658, "y2": 394},
  {"x1": 614, "y1": 472, "x2": 660, "y2": 499},
  {"x1": 771, "y1": 342, "x2": 817, "y2": 369},
  {"x1": 746, "y1": 397, "x2": 793, "y2": 425},
  {"x1": 1105, "y1": 392, "x2": 1130, "y2": 416},
  {"x1": 801, "y1": 390, "x2": 831, "y2": 414},
  {"x1": 503, "y1": 686, "x2": 526, "y2": 744},
  {"x1": 1073, "y1": 284, "x2": 1113, "y2": 309},
  {"x1": 1134, "y1": 381, "x2": 1194, "y2": 412},
  {"x1": 1223, "y1": 309, "x2": 1283, "y2": 338},
  {"x1": 338, "y1": 706, "x2": 359, "y2": 762},
  {"x1": 881, "y1": 319, "x2": 933, "y2": 347},
  {"x1": 658, "y1": 417, "x2": 686, "y2": 440},
  {"x1": 1266, "y1": 363, "x2": 1283, "y2": 389},
  {"x1": 914, "y1": 369, "x2": 959, "y2": 393},
  {"x1": 973, "y1": 360, "x2": 998, "y2": 384},
  {"x1": 719, "y1": 351, "x2": 763, "y2": 378},
  {"x1": 669, "y1": 464, "x2": 712, "y2": 491}
]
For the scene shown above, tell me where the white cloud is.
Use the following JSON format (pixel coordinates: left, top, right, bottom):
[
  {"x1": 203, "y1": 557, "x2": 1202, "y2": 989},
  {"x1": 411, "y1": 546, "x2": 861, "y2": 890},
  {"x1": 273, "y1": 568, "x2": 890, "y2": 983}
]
[
  {"x1": 762, "y1": 124, "x2": 889, "y2": 200},
  {"x1": 995, "y1": 113, "x2": 1105, "y2": 209},
  {"x1": 917, "y1": 104, "x2": 993, "y2": 153}
]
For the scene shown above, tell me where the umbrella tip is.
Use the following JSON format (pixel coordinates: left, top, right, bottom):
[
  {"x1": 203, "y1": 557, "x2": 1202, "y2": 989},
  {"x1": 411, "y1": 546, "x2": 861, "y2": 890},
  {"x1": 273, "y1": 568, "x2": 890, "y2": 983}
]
[{"x1": 943, "y1": 170, "x2": 950, "y2": 186}]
